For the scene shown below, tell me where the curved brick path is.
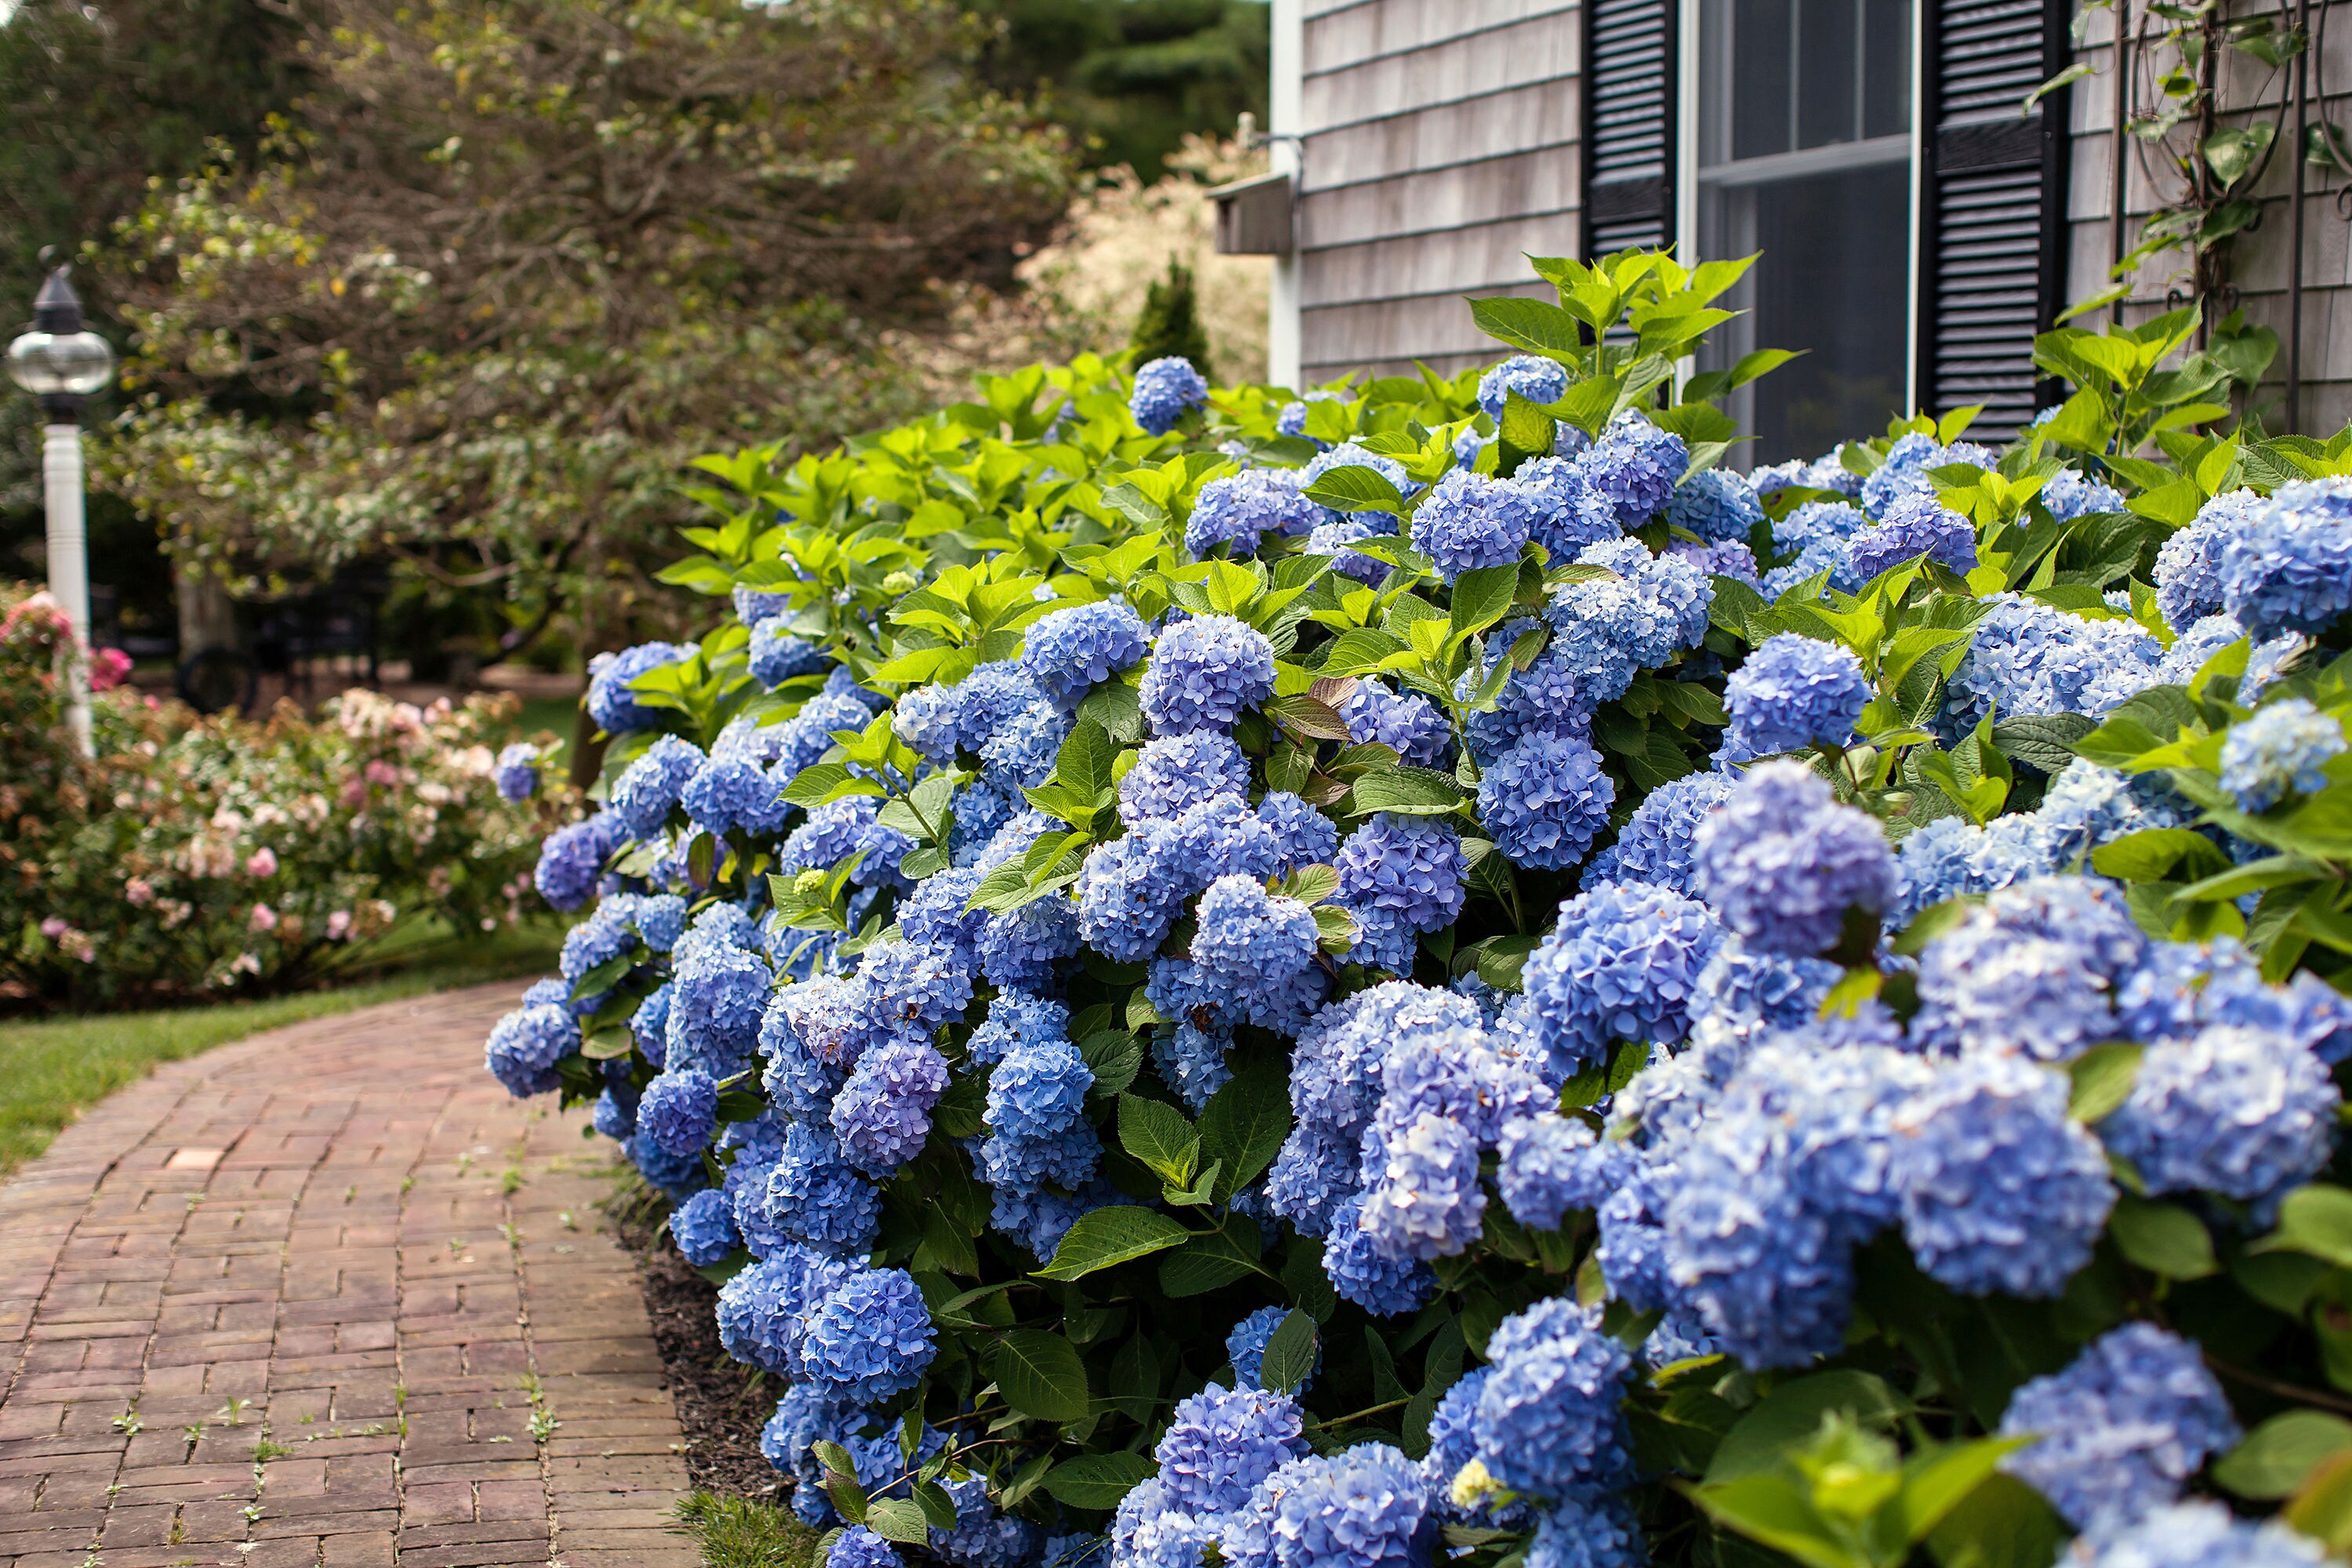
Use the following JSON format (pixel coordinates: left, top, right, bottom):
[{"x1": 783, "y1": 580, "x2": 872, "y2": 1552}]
[{"x1": 0, "y1": 982, "x2": 699, "y2": 1568}]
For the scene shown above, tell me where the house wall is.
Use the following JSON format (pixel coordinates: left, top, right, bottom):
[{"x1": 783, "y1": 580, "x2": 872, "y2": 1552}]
[
  {"x1": 1294, "y1": 0, "x2": 1587, "y2": 383},
  {"x1": 1286, "y1": 0, "x2": 2352, "y2": 431},
  {"x1": 2063, "y1": 7, "x2": 2352, "y2": 436}
]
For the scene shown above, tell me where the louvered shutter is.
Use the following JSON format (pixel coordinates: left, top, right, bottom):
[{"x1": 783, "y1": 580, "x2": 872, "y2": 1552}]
[
  {"x1": 1918, "y1": 0, "x2": 2071, "y2": 435},
  {"x1": 1584, "y1": 0, "x2": 1676, "y2": 256}
]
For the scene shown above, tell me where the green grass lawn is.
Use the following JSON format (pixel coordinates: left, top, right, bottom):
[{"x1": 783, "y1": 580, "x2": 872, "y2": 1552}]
[{"x1": 0, "y1": 920, "x2": 564, "y2": 1177}]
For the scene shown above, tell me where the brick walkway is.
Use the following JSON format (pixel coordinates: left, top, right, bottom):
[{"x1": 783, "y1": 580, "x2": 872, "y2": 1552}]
[{"x1": 0, "y1": 982, "x2": 699, "y2": 1568}]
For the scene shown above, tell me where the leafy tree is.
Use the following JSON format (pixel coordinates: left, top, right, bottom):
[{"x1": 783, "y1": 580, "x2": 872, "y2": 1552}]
[
  {"x1": 1128, "y1": 256, "x2": 1215, "y2": 379},
  {"x1": 0, "y1": 0, "x2": 310, "y2": 634},
  {"x1": 96, "y1": 0, "x2": 1073, "y2": 667},
  {"x1": 972, "y1": 0, "x2": 1269, "y2": 180}
]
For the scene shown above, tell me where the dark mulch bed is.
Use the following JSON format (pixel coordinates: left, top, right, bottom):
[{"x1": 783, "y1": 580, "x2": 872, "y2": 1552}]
[{"x1": 610, "y1": 1184, "x2": 789, "y2": 1502}]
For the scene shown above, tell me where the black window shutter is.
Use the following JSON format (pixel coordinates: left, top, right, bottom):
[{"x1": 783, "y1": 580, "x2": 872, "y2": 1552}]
[
  {"x1": 1918, "y1": 0, "x2": 2072, "y2": 435},
  {"x1": 1584, "y1": 0, "x2": 1677, "y2": 256}
]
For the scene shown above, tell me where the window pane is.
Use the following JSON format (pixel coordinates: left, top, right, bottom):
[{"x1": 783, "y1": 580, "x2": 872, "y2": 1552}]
[
  {"x1": 1860, "y1": 0, "x2": 1910, "y2": 140},
  {"x1": 1731, "y1": 0, "x2": 1794, "y2": 160},
  {"x1": 1700, "y1": 162, "x2": 1911, "y2": 461},
  {"x1": 1795, "y1": 0, "x2": 1861, "y2": 148}
]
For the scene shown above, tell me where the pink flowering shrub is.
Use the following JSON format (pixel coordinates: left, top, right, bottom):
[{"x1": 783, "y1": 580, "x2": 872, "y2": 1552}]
[{"x1": 1, "y1": 583, "x2": 569, "y2": 1008}]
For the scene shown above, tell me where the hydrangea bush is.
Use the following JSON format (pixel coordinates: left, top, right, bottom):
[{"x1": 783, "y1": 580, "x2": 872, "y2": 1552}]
[
  {"x1": 485, "y1": 256, "x2": 2352, "y2": 1568},
  {"x1": 2, "y1": 586, "x2": 562, "y2": 1004}
]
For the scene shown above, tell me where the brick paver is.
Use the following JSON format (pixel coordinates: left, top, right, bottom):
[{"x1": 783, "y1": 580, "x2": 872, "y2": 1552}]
[{"x1": 0, "y1": 982, "x2": 699, "y2": 1568}]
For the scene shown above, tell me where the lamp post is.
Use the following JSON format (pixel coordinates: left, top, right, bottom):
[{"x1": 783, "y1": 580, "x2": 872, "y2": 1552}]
[{"x1": 7, "y1": 267, "x2": 117, "y2": 756}]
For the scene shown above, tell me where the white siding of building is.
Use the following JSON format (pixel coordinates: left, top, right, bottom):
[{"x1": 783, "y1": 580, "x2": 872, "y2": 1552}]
[{"x1": 1295, "y1": 0, "x2": 1585, "y2": 382}]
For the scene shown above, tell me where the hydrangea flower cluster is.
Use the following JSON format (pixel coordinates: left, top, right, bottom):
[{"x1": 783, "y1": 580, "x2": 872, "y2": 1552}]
[{"x1": 480, "y1": 328, "x2": 2352, "y2": 1568}]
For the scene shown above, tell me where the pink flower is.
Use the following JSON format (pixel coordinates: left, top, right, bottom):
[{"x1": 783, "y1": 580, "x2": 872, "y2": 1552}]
[
  {"x1": 365, "y1": 760, "x2": 401, "y2": 787},
  {"x1": 248, "y1": 903, "x2": 278, "y2": 933},
  {"x1": 326, "y1": 909, "x2": 352, "y2": 940},
  {"x1": 39, "y1": 916, "x2": 68, "y2": 938},
  {"x1": 89, "y1": 648, "x2": 132, "y2": 692},
  {"x1": 246, "y1": 847, "x2": 279, "y2": 879},
  {"x1": 125, "y1": 877, "x2": 154, "y2": 906},
  {"x1": 340, "y1": 775, "x2": 368, "y2": 808}
]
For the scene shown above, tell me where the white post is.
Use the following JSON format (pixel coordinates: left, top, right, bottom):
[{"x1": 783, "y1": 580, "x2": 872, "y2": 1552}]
[
  {"x1": 43, "y1": 421, "x2": 93, "y2": 757},
  {"x1": 1269, "y1": 0, "x2": 1305, "y2": 391}
]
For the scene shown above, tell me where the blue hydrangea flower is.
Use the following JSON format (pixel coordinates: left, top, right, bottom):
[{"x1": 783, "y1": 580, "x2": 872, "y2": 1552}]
[
  {"x1": 1775, "y1": 499, "x2": 1868, "y2": 555},
  {"x1": 1470, "y1": 1298, "x2": 1634, "y2": 1501},
  {"x1": 829, "y1": 1528, "x2": 905, "y2": 1568},
  {"x1": 1514, "y1": 454, "x2": 1624, "y2": 561},
  {"x1": 1945, "y1": 594, "x2": 2164, "y2": 734},
  {"x1": 2155, "y1": 489, "x2": 2264, "y2": 632},
  {"x1": 1671, "y1": 537, "x2": 1759, "y2": 585},
  {"x1": 1845, "y1": 492, "x2": 1979, "y2": 581},
  {"x1": 1580, "y1": 770, "x2": 1737, "y2": 895},
  {"x1": 797, "y1": 1267, "x2": 937, "y2": 1404},
  {"x1": 586, "y1": 641, "x2": 688, "y2": 734},
  {"x1": 1131, "y1": 357, "x2": 1210, "y2": 435},
  {"x1": 1120, "y1": 731, "x2": 1250, "y2": 826},
  {"x1": 1890, "y1": 1047, "x2": 2114, "y2": 1297},
  {"x1": 1190, "y1": 875, "x2": 1326, "y2": 1032},
  {"x1": 1478, "y1": 730, "x2": 1615, "y2": 870},
  {"x1": 1997, "y1": 1323, "x2": 2240, "y2": 1531},
  {"x1": 1345, "y1": 677, "x2": 1449, "y2": 771},
  {"x1": 682, "y1": 756, "x2": 790, "y2": 840},
  {"x1": 2074, "y1": 1501, "x2": 2327, "y2": 1568},
  {"x1": 1478, "y1": 354, "x2": 1569, "y2": 420},
  {"x1": 1574, "y1": 413, "x2": 1688, "y2": 530},
  {"x1": 1665, "y1": 467, "x2": 1764, "y2": 544},
  {"x1": 1189, "y1": 470, "x2": 1324, "y2": 558},
  {"x1": 894, "y1": 683, "x2": 963, "y2": 762},
  {"x1": 1722, "y1": 633, "x2": 1870, "y2": 760},
  {"x1": 985, "y1": 1036, "x2": 1101, "y2": 1188},
  {"x1": 1692, "y1": 760, "x2": 1896, "y2": 957},
  {"x1": 559, "y1": 899, "x2": 637, "y2": 988},
  {"x1": 609, "y1": 735, "x2": 706, "y2": 839},
  {"x1": 667, "y1": 942, "x2": 772, "y2": 1078},
  {"x1": 718, "y1": 1247, "x2": 847, "y2": 1374},
  {"x1": 1225, "y1": 1306, "x2": 1319, "y2": 1393},
  {"x1": 1141, "y1": 615, "x2": 1277, "y2": 735},
  {"x1": 1258, "y1": 791, "x2": 1340, "y2": 871},
  {"x1": 1170, "y1": 793, "x2": 1283, "y2": 884},
  {"x1": 1526, "y1": 1497, "x2": 1643, "y2": 1568},
  {"x1": 2220, "y1": 697, "x2": 2345, "y2": 811},
  {"x1": 1151, "y1": 1022, "x2": 1234, "y2": 1111},
  {"x1": 593, "y1": 1083, "x2": 640, "y2": 1141},
  {"x1": 1360, "y1": 1110, "x2": 1488, "y2": 1260},
  {"x1": 533, "y1": 812, "x2": 622, "y2": 912},
  {"x1": 1022, "y1": 600, "x2": 1153, "y2": 710},
  {"x1": 1413, "y1": 469, "x2": 1535, "y2": 582},
  {"x1": 1858, "y1": 435, "x2": 1995, "y2": 518},
  {"x1": 639, "y1": 1067, "x2": 719, "y2": 1156},
  {"x1": 750, "y1": 621, "x2": 829, "y2": 688},
  {"x1": 1911, "y1": 876, "x2": 2147, "y2": 1061},
  {"x1": 2220, "y1": 477, "x2": 2352, "y2": 637},
  {"x1": 485, "y1": 1000, "x2": 578, "y2": 1098},
  {"x1": 669, "y1": 1187, "x2": 740, "y2": 1265},
  {"x1": 1077, "y1": 826, "x2": 1188, "y2": 962},
  {"x1": 861, "y1": 938, "x2": 975, "y2": 1034},
  {"x1": 1334, "y1": 815, "x2": 1466, "y2": 971},
  {"x1": 2042, "y1": 469, "x2": 2127, "y2": 521},
  {"x1": 1153, "y1": 1383, "x2": 1312, "y2": 1517},
  {"x1": 831, "y1": 1040, "x2": 949, "y2": 1175},
  {"x1": 2103, "y1": 1022, "x2": 2336, "y2": 1209},
  {"x1": 1251, "y1": 1443, "x2": 1433, "y2": 1568},
  {"x1": 1304, "y1": 512, "x2": 1394, "y2": 585},
  {"x1": 1495, "y1": 1113, "x2": 1611, "y2": 1231},
  {"x1": 765, "y1": 1123, "x2": 883, "y2": 1255},
  {"x1": 733, "y1": 586, "x2": 791, "y2": 626},
  {"x1": 493, "y1": 742, "x2": 538, "y2": 802},
  {"x1": 1321, "y1": 1195, "x2": 1437, "y2": 1316}
]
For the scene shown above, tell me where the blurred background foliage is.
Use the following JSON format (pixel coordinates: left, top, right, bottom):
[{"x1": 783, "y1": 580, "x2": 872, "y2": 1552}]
[{"x1": 0, "y1": 0, "x2": 1269, "y2": 684}]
